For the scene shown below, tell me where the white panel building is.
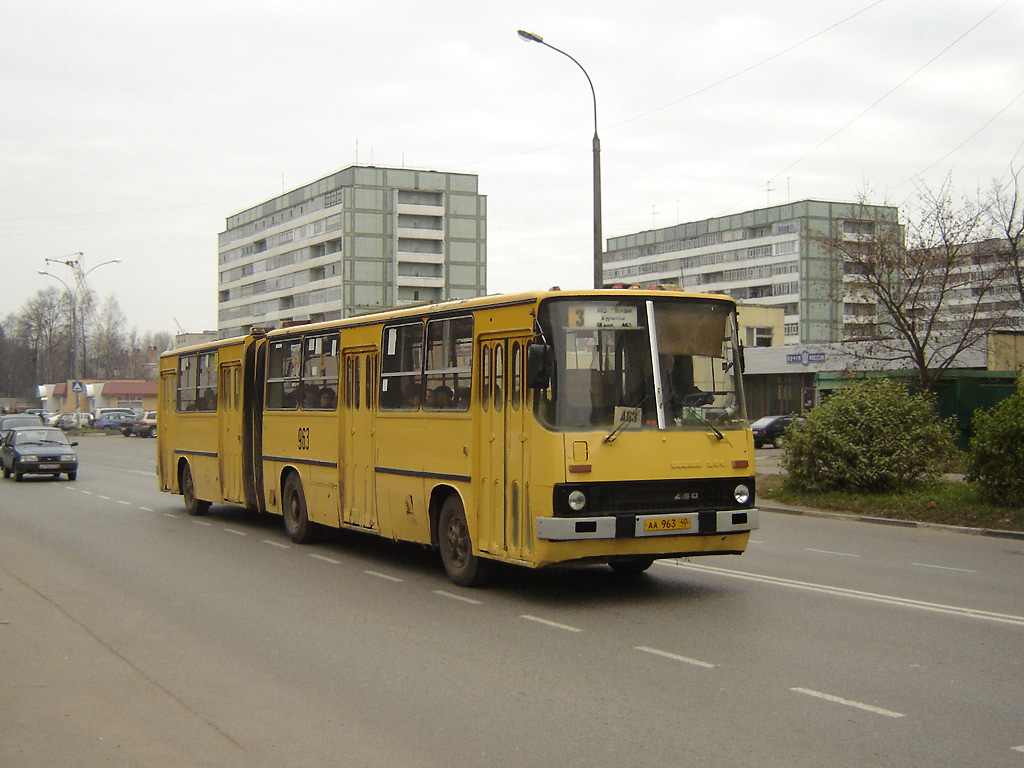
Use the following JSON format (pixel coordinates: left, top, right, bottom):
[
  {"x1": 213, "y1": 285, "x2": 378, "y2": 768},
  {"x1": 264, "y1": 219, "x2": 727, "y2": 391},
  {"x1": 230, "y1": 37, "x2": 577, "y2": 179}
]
[{"x1": 217, "y1": 165, "x2": 487, "y2": 338}]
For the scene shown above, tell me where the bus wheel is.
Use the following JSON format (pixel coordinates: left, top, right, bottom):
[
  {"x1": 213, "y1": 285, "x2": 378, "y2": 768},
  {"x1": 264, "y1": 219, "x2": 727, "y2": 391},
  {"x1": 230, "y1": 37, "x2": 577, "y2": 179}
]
[
  {"x1": 438, "y1": 495, "x2": 492, "y2": 587},
  {"x1": 181, "y1": 463, "x2": 210, "y2": 516},
  {"x1": 609, "y1": 557, "x2": 655, "y2": 576},
  {"x1": 283, "y1": 473, "x2": 318, "y2": 543}
]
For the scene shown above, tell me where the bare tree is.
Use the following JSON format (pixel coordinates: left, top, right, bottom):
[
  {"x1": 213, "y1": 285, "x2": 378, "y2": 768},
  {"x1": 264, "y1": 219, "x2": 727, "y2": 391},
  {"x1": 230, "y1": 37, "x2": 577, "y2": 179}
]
[
  {"x1": 90, "y1": 295, "x2": 128, "y2": 378},
  {"x1": 15, "y1": 288, "x2": 71, "y2": 384},
  {"x1": 822, "y1": 177, "x2": 1012, "y2": 391},
  {"x1": 986, "y1": 166, "x2": 1024, "y2": 315}
]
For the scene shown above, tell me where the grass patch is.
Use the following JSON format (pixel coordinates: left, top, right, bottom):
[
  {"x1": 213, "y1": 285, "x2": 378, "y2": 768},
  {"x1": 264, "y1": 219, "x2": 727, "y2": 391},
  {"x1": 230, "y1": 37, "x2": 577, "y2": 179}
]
[{"x1": 757, "y1": 474, "x2": 1024, "y2": 533}]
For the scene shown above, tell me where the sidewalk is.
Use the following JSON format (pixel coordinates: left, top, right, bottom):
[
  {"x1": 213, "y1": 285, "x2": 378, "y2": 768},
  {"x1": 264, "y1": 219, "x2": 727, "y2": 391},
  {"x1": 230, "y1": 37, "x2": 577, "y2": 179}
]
[{"x1": 753, "y1": 451, "x2": 1024, "y2": 541}]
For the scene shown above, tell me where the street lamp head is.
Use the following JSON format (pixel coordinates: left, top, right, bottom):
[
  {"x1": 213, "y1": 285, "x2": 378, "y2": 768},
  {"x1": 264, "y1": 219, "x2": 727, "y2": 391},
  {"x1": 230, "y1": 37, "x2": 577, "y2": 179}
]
[{"x1": 517, "y1": 29, "x2": 543, "y2": 44}]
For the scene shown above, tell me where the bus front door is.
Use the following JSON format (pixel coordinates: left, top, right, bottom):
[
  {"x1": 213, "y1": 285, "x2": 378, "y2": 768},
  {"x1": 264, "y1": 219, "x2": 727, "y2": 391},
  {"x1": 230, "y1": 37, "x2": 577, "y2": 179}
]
[
  {"x1": 479, "y1": 337, "x2": 529, "y2": 560},
  {"x1": 343, "y1": 349, "x2": 378, "y2": 530},
  {"x1": 219, "y1": 362, "x2": 245, "y2": 504}
]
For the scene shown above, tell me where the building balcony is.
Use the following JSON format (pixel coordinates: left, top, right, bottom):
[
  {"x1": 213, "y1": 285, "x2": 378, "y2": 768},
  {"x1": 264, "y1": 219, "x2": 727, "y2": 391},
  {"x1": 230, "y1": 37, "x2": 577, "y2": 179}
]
[
  {"x1": 396, "y1": 226, "x2": 444, "y2": 240},
  {"x1": 396, "y1": 251, "x2": 445, "y2": 264},
  {"x1": 397, "y1": 203, "x2": 445, "y2": 217},
  {"x1": 397, "y1": 274, "x2": 445, "y2": 288}
]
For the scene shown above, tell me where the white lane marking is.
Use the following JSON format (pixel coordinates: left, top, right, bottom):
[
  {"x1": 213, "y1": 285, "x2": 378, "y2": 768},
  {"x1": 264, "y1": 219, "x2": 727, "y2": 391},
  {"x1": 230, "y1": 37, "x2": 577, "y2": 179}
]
[
  {"x1": 98, "y1": 495, "x2": 111, "y2": 500},
  {"x1": 309, "y1": 554, "x2": 341, "y2": 564},
  {"x1": 911, "y1": 562, "x2": 977, "y2": 574},
  {"x1": 139, "y1": 506, "x2": 154, "y2": 512},
  {"x1": 521, "y1": 615, "x2": 583, "y2": 633},
  {"x1": 263, "y1": 540, "x2": 290, "y2": 549},
  {"x1": 224, "y1": 528, "x2": 247, "y2": 536},
  {"x1": 1011, "y1": 745, "x2": 1024, "y2": 753},
  {"x1": 434, "y1": 590, "x2": 482, "y2": 605},
  {"x1": 163, "y1": 513, "x2": 179, "y2": 518},
  {"x1": 791, "y1": 687, "x2": 905, "y2": 719},
  {"x1": 663, "y1": 562, "x2": 1024, "y2": 627},
  {"x1": 365, "y1": 570, "x2": 404, "y2": 583},
  {"x1": 806, "y1": 548, "x2": 861, "y2": 558},
  {"x1": 192, "y1": 520, "x2": 212, "y2": 526},
  {"x1": 635, "y1": 645, "x2": 717, "y2": 669},
  {"x1": 117, "y1": 500, "x2": 131, "y2": 506}
]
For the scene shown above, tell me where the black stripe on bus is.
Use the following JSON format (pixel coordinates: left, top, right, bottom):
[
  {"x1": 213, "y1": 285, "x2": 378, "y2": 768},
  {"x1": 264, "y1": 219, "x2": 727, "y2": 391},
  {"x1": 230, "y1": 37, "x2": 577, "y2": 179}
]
[
  {"x1": 374, "y1": 466, "x2": 471, "y2": 483},
  {"x1": 174, "y1": 449, "x2": 218, "y2": 458},
  {"x1": 263, "y1": 455, "x2": 339, "y2": 469}
]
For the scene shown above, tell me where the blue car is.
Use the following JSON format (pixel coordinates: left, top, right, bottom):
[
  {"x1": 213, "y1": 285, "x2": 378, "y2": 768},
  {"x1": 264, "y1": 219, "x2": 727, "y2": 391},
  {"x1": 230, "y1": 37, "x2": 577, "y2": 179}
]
[
  {"x1": 0, "y1": 426, "x2": 79, "y2": 481},
  {"x1": 94, "y1": 412, "x2": 135, "y2": 430}
]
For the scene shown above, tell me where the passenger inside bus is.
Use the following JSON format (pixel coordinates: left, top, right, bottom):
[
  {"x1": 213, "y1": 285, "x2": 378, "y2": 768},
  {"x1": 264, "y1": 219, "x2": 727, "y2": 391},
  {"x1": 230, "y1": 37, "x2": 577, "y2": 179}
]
[{"x1": 319, "y1": 387, "x2": 337, "y2": 410}]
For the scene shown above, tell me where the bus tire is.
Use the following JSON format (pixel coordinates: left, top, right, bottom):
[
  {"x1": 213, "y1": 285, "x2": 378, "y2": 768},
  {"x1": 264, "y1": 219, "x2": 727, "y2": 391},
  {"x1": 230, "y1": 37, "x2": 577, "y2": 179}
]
[
  {"x1": 283, "y1": 473, "x2": 318, "y2": 543},
  {"x1": 609, "y1": 557, "x2": 655, "y2": 576},
  {"x1": 438, "y1": 494, "x2": 492, "y2": 587},
  {"x1": 181, "y1": 462, "x2": 210, "y2": 516}
]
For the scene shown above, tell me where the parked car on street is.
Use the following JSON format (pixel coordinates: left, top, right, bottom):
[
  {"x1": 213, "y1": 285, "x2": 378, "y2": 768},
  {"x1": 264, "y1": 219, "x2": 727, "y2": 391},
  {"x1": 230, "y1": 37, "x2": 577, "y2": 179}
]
[
  {"x1": 56, "y1": 412, "x2": 93, "y2": 431},
  {"x1": 94, "y1": 412, "x2": 135, "y2": 431},
  {"x1": 124, "y1": 411, "x2": 158, "y2": 438},
  {"x1": 751, "y1": 414, "x2": 803, "y2": 449},
  {"x1": 93, "y1": 407, "x2": 136, "y2": 425},
  {"x1": 0, "y1": 413, "x2": 45, "y2": 441},
  {"x1": 0, "y1": 426, "x2": 78, "y2": 481}
]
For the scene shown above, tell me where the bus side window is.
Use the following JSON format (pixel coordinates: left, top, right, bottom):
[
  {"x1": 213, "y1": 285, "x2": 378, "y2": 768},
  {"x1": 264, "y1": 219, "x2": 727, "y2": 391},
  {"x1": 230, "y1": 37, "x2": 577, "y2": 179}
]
[
  {"x1": 380, "y1": 323, "x2": 424, "y2": 410},
  {"x1": 177, "y1": 354, "x2": 196, "y2": 411},
  {"x1": 267, "y1": 340, "x2": 300, "y2": 410}
]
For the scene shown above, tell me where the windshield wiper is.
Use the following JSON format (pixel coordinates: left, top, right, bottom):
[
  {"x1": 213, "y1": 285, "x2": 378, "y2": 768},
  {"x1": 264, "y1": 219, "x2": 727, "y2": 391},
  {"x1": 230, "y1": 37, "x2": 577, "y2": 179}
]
[
  {"x1": 604, "y1": 394, "x2": 649, "y2": 443},
  {"x1": 681, "y1": 405, "x2": 724, "y2": 440}
]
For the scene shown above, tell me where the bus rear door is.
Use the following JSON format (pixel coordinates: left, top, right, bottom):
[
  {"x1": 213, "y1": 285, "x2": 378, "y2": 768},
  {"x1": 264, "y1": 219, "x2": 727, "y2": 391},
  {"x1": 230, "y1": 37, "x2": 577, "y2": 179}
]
[{"x1": 343, "y1": 348, "x2": 378, "y2": 530}]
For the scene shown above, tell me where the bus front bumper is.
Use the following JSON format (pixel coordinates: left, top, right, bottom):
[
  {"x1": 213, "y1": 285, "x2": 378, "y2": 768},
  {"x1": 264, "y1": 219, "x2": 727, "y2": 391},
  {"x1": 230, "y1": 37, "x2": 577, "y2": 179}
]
[{"x1": 535, "y1": 509, "x2": 759, "y2": 541}]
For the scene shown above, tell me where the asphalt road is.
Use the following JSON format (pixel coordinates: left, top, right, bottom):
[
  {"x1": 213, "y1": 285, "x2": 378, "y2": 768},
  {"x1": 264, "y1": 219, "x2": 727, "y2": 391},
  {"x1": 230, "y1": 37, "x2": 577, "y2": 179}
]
[{"x1": 2, "y1": 436, "x2": 1022, "y2": 767}]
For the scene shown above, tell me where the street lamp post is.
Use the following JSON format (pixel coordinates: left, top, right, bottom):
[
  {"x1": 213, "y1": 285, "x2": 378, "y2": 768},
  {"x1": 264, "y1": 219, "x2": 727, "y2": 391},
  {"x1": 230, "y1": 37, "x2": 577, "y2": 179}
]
[
  {"x1": 39, "y1": 254, "x2": 121, "y2": 396},
  {"x1": 517, "y1": 29, "x2": 604, "y2": 289}
]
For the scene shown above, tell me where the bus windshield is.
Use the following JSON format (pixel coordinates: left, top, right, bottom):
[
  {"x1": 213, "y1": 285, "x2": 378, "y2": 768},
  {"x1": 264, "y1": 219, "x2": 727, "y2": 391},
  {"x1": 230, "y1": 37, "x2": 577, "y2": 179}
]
[{"x1": 535, "y1": 296, "x2": 747, "y2": 433}]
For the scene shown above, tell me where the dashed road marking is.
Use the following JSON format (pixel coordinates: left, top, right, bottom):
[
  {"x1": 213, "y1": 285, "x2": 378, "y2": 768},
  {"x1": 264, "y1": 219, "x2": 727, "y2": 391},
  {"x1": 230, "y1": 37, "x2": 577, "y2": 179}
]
[
  {"x1": 521, "y1": 615, "x2": 582, "y2": 633},
  {"x1": 791, "y1": 687, "x2": 905, "y2": 718},
  {"x1": 310, "y1": 553, "x2": 341, "y2": 564},
  {"x1": 366, "y1": 570, "x2": 404, "y2": 582},
  {"x1": 263, "y1": 540, "x2": 291, "y2": 549},
  {"x1": 434, "y1": 590, "x2": 482, "y2": 604},
  {"x1": 911, "y1": 562, "x2": 977, "y2": 574},
  {"x1": 635, "y1": 645, "x2": 717, "y2": 668},
  {"x1": 806, "y1": 548, "x2": 860, "y2": 558}
]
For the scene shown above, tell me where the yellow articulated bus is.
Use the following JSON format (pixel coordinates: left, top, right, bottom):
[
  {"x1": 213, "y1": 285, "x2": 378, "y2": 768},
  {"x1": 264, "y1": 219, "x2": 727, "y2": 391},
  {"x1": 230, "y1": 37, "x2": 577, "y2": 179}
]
[{"x1": 157, "y1": 289, "x2": 759, "y2": 586}]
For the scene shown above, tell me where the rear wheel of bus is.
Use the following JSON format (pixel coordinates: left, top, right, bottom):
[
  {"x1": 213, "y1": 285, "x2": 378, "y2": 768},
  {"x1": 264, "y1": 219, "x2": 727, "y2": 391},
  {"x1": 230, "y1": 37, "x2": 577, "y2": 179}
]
[
  {"x1": 181, "y1": 462, "x2": 210, "y2": 516},
  {"x1": 282, "y1": 472, "x2": 319, "y2": 543},
  {"x1": 438, "y1": 494, "x2": 492, "y2": 587}
]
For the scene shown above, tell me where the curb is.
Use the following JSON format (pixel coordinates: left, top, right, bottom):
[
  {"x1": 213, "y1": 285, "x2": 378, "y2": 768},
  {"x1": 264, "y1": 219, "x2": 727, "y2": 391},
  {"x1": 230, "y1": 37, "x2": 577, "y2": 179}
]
[{"x1": 759, "y1": 503, "x2": 1024, "y2": 542}]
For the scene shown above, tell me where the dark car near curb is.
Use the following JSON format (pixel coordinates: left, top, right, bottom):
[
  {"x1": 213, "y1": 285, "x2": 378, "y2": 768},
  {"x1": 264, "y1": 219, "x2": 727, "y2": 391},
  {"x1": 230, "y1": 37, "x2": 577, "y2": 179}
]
[
  {"x1": 0, "y1": 413, "x2": 45, "y2": 441},
  {"x1": 0, "y1": 426, "x2": 78, "y2": 481},
  {"x1": 751, "y1": 414, "x2": 802, "y2": 449},
  {"x1": 123, "y1": 411, "x2": 158, "y2": 438}
]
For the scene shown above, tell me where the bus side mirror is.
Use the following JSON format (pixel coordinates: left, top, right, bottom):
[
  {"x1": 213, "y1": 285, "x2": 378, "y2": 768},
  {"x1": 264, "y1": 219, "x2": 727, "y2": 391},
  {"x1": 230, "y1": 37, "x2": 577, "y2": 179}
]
[{"x1": 526, "y1": 343, "x2": 551, "y2": 389}]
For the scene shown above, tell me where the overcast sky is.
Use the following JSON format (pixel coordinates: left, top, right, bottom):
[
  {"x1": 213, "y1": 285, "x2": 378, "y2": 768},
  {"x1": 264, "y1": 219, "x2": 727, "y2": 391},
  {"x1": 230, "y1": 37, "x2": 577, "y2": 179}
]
[{"x1": 3, "y1": 0, "x2": 1022, "y2": 335}]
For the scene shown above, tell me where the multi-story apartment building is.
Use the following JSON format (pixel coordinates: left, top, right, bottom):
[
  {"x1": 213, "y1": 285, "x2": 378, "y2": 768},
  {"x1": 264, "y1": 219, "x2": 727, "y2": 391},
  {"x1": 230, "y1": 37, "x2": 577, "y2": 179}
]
[
  {"x1": 217, "y1": 165, "x2": 487, "y2": 338},
  {"x1": 604, "y1": 199, "x2": 899, "y2": 344}
]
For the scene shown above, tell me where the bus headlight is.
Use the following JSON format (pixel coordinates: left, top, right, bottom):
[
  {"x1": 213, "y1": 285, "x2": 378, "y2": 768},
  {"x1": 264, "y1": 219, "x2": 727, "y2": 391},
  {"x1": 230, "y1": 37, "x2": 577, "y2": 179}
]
[
  {"x1": 568, "y1": 490, "x2": 587, "y2": 512},
  {"x1": 733, "y1": 484, "x2": 751, "y2": 505}
]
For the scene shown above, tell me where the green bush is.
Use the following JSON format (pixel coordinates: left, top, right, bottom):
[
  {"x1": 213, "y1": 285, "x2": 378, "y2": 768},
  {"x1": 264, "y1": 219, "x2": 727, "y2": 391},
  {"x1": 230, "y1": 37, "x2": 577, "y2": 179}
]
[
  {"x1": 966, "y1": 376, "x2": 1024, "y2": 507},
  {"x1": 781, "y1": 378, "x2": 957, "y2": 493}
]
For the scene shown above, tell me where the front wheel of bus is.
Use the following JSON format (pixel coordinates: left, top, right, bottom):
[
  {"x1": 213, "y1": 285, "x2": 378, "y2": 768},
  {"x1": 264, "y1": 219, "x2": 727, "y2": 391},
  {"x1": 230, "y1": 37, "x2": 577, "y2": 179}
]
[
  {"x1": 181, "y1": 463, "x2": 210, "y2": 516},
  {"x1": 283, "y1": 473, "x2": 318, "y2": 544},
  {"x1": 438, "y1": 495, "x2": 492, "y2": 587}
]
